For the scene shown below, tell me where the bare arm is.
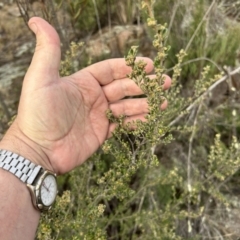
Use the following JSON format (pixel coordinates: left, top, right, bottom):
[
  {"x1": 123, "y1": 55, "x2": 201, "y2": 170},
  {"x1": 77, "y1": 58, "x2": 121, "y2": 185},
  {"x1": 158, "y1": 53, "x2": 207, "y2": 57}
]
[{"x1": 0, "y1": 169, "x2": 40, "y2": 240}]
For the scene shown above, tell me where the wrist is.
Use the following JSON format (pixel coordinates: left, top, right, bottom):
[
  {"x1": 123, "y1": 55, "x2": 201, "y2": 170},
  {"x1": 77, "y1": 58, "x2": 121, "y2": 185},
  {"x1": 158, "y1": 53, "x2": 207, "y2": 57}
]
[
  {"x1": 0, "y1": 167, "x2": 40, "y2": 239},
  {"x1": 0, "y1": 120, "x2": 54, "y2": 173},
  {"x1": 0, "y1": 127, "x2": 59, "y2": 211}
]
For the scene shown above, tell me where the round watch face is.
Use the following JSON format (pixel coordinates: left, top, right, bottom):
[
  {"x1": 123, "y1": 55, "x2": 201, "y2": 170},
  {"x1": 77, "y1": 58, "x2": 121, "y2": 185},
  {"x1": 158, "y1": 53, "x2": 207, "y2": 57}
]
[{"x1": 40, "y1": 174, "x2": 57, "y2": 206}]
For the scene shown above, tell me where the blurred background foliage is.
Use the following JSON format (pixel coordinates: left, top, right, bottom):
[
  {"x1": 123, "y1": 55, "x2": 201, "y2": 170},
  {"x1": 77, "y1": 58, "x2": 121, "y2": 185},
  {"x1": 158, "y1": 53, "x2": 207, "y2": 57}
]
[{"x1": 2, "y1": 0, "x2": 240, "y2": 239}]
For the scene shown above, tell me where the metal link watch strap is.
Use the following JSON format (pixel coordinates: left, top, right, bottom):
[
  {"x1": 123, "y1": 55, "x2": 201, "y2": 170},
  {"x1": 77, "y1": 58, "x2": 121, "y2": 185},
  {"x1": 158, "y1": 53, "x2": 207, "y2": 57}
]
[{"x1": 0, "y1": 149, "x2": 43, "y2": 185}]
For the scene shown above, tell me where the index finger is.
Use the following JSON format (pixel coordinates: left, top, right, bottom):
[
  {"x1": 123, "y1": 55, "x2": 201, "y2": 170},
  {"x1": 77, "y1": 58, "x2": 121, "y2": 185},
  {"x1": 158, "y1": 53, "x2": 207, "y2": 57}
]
[{"x1": 75, "y1": 57, "x2": 154, "y2": 85}]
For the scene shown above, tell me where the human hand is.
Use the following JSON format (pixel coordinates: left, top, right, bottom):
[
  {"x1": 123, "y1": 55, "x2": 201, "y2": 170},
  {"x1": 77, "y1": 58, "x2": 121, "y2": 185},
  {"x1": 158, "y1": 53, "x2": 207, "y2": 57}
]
[{"x1": 0, "y1": 17, "x2": 171, "y2": 174}]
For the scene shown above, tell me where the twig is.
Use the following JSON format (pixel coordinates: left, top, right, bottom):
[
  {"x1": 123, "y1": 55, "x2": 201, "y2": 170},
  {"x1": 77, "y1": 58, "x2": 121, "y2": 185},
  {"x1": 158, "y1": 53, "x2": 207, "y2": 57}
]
[
  {"x1": 165, "y1": 0, "x2": 180, "y2": 45},
  {"x1": 185, "y1": 0, "x2": 216, "y2": 52},
  {"x1": 169, "y1": 66, "x2": 240, "y2": 127},
  {"x1": 186, "y1": 100, "x2": 203, "y2": 238},
  {"x1": 47, "y1": 0, "x2": 68, "y2": 51},
  {"x1": 132, "y1": 189, "x2": 146, "y2": 236},
  {"x1": 92, "y1": 0, "x2": 102, "y2": 37},
  {"x1": 166, "y1": 57, "x2": 222, "y2": 73},
  {"x1": 15, "y1": 0, "x2": 30, "y2": 25}
]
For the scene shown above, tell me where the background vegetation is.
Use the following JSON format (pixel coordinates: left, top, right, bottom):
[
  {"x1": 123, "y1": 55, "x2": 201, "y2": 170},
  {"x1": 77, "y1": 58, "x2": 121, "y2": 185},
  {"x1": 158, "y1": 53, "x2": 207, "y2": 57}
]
[{"x1": 2, "y1": 0, "x2": 240, "y2": 239}]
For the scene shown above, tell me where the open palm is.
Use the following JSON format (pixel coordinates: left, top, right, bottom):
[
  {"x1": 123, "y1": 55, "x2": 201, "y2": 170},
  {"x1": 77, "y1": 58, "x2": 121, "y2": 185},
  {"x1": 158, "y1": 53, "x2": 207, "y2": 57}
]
[{"x1": 2, "y1": 17, "x2": 171, "y2": 174}]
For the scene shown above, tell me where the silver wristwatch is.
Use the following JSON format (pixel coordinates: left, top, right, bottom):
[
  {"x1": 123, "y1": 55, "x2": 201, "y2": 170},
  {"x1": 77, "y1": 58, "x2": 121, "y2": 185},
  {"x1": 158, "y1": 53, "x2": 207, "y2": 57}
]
[{"x1": 0, "y1": 149, "x2": 58, "y2": 211}]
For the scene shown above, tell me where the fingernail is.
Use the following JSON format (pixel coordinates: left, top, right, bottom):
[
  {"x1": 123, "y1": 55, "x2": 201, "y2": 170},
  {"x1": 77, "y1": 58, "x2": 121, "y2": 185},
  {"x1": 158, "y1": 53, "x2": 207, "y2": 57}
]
[{"x1": 29, "y1": 23, "x2": 38, "y2": 34}]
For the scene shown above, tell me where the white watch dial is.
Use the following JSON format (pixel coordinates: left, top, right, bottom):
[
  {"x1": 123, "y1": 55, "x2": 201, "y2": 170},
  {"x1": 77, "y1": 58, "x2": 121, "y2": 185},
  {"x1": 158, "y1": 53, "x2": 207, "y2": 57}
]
[{"x1": 40, "y1": 174, "x2": 57, "y2": 206}]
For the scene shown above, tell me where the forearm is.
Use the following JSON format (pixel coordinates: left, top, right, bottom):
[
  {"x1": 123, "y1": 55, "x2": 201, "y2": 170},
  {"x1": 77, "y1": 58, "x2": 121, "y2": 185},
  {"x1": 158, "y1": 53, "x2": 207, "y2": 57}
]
[
  {"x1": 0, "y1": 168, "x2": 40, "y2": 240},
  {"x1": 0, "y1": 121, "x2": 53, "y2": 240}
]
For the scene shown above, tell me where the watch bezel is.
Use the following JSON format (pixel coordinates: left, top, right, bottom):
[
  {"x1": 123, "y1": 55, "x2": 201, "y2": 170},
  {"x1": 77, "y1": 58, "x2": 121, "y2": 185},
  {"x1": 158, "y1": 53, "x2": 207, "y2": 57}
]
[{"x1": 27, "y1": 170, "x2": 58, "y2": 212}]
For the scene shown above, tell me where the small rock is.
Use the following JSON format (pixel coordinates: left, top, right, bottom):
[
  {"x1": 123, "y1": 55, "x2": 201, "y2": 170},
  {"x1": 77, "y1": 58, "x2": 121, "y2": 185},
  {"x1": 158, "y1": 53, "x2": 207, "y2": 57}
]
[
  {"x1": 0, "y1": 61, "x2": 28, "y2": 88},
  {"x1": 7, "y1": 5, "x2": 21, "y2": 17},
  {"x1": 15, "y1": 42, "x2": 34, "y2": 58}
]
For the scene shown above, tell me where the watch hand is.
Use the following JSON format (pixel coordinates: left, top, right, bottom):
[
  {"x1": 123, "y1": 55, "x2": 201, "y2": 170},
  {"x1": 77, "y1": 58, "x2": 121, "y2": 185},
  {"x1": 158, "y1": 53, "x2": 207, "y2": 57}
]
[{"x1": 42, "y1": 182, "x2": 49, "y2": 192}]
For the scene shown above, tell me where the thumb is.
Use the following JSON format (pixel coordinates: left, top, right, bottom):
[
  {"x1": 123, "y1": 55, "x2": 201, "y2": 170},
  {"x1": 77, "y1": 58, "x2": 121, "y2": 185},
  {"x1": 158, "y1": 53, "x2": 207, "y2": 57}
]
[{"x1": 25, "y1": 17, "x2": 61, "y2": 87}]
